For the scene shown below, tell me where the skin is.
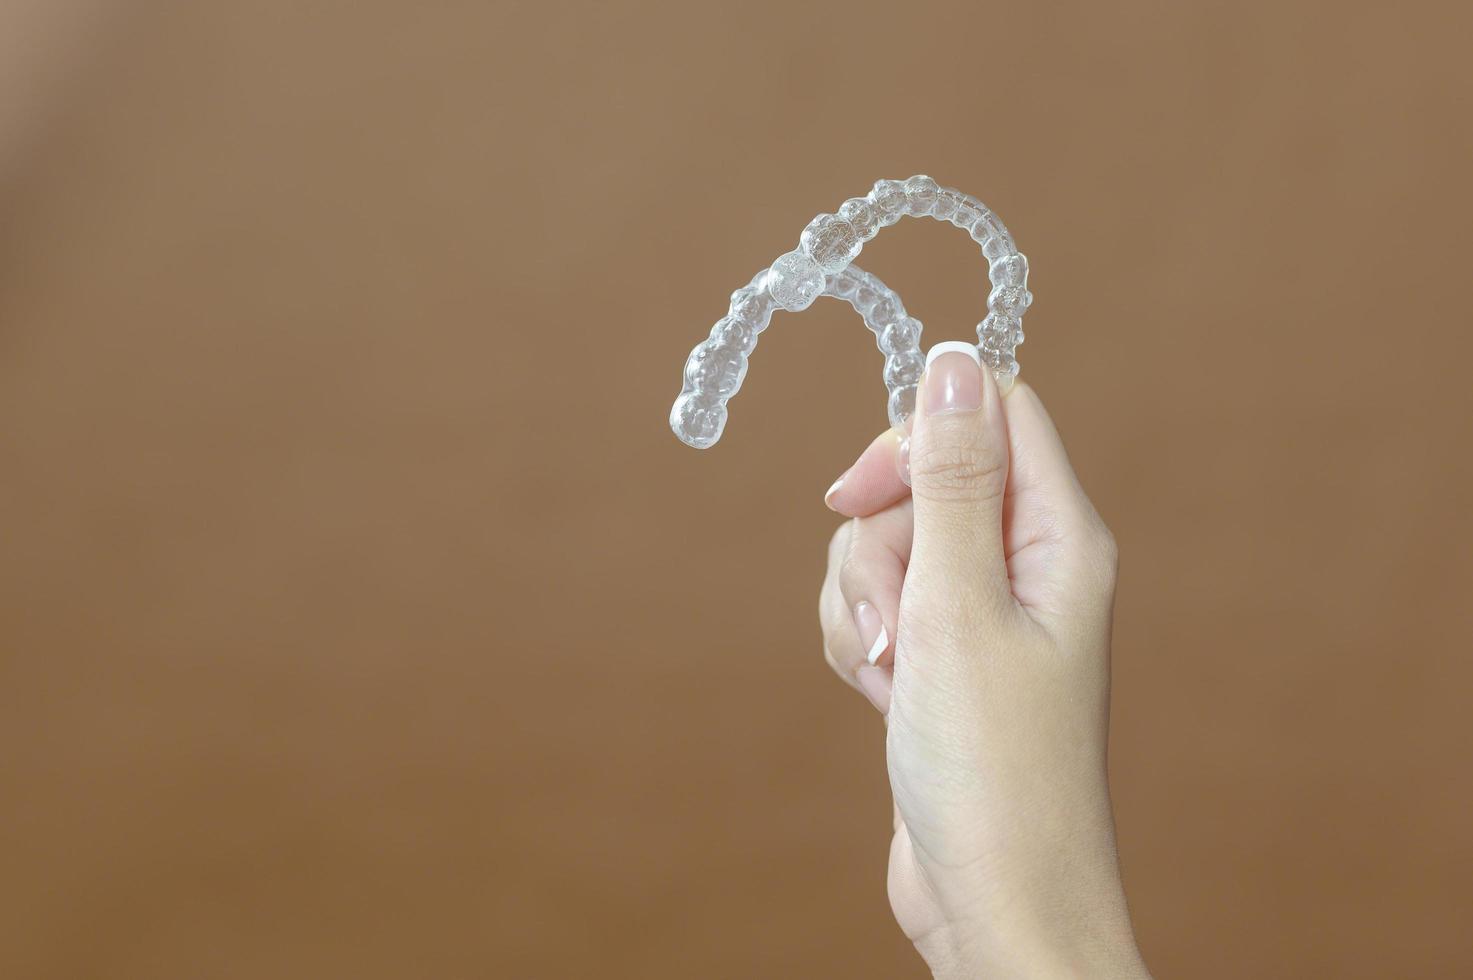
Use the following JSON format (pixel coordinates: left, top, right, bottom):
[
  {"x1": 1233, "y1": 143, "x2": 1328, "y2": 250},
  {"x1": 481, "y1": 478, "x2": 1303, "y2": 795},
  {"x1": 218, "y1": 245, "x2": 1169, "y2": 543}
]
[{"x1": 819, "y1": 352, "x2": 1151, "y2": 978}]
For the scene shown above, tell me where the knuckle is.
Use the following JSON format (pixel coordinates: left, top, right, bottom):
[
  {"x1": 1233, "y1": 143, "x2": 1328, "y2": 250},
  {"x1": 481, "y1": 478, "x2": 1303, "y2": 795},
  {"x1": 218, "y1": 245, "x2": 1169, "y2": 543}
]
[{"x1": 908, "y1": 440, "x2": 1006, "y2": 502}]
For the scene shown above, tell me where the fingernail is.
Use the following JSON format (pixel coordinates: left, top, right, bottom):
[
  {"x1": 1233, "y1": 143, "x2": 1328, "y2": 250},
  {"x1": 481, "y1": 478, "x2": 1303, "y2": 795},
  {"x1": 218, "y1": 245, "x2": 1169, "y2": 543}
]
[
  {"x1": 853, "y1": 601, "x2": 889, "y2": 665},
  {"x1": 896, "y1": 437, "x2": 911, "y2": 487},
  {"x1": 823, "y1": 470, "x2": 848, "y2": 510},
  {"x1": 922, "y1": 342, "x2": 983, "y2": 416}
]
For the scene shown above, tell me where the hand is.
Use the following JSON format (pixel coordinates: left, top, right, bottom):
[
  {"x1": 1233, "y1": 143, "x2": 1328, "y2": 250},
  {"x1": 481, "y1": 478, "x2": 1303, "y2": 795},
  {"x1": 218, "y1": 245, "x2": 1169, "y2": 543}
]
[{"x1": 818, "y1": 348, "x2": 1150, "y2": 978}]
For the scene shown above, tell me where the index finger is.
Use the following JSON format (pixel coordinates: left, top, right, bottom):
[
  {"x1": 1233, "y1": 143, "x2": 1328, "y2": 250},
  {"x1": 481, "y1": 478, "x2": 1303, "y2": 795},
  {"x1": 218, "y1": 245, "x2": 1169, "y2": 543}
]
[{"x1": 824, "y1": 426, "x2": 911, "y2": 518}]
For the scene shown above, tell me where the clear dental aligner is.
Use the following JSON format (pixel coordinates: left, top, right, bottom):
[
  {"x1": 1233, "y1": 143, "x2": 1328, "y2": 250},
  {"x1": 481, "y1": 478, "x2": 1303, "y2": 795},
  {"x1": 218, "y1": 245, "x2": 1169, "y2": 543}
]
[
  {"x1": 699, "y1": 263, "x2": 926, "y2": 429},
  {"x1": 671, "y1": 176, "x2": 1031, "y2": 449}
]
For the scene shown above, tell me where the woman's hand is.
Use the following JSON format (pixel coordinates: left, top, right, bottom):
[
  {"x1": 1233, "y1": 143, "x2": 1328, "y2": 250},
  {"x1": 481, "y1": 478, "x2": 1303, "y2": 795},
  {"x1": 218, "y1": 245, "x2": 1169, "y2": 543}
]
[{"x1": 818, "y1": 347, "x2": 1150, "y2": 978}]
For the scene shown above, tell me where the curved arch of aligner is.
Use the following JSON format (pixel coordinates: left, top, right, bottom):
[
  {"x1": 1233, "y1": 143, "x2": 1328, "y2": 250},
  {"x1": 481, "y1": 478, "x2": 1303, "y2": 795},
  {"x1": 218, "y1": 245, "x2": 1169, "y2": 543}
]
[{"x1": 671, "y1": 176, "x2": 1033, "y2": 450}]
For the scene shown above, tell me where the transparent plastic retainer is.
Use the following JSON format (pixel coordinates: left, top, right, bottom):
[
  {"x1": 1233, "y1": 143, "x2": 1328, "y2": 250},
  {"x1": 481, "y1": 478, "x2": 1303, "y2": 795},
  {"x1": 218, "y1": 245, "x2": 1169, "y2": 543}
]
[{"x1": 671, "y1": 175, "x2": 1032, "y2": 449}]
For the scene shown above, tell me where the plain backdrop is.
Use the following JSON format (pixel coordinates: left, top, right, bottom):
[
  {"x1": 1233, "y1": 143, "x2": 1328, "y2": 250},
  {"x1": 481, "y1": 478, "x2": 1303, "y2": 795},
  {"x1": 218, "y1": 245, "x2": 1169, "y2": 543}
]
[{"x1": 1, "y1": 1, "x2": 1470, "y2": 977}]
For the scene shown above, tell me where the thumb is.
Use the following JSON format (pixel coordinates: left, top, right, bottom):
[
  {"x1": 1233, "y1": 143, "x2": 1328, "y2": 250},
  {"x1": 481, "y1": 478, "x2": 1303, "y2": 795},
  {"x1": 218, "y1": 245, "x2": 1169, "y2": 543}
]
[{"x1": 905, "y1": 342, "x2": 1013, "y2": 615}]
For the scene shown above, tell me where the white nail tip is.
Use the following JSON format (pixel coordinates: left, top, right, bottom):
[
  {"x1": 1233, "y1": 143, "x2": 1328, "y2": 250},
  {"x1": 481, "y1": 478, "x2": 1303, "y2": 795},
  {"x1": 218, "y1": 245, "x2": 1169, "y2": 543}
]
[
  {"x1": 926, "y1": 341, "x2": 982, "y2": 368},
  {"x1": 865, "y1": 625, "x2": 889, "y2": 664}
]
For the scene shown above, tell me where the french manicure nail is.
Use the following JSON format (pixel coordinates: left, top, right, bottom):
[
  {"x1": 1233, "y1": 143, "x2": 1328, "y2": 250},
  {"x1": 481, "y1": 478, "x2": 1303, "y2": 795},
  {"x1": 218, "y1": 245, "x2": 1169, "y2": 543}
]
[
  {"x1": 853, "y1": 601, "x2": 889, "y2": 665},
  {"x1": 824, "y1": 470, "x2": 848, "y2": 510},
  {"x1": 923, "y1": 342, "x2": 983, "y2": 417}
]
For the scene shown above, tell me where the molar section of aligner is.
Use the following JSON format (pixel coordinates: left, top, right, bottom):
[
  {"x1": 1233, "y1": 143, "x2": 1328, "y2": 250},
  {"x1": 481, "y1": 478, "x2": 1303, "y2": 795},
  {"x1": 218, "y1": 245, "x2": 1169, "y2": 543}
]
[
  {"x1": 727, "y1": 278, "x2": 775, "y2": 335},
  {"x1": 711, "y1": 279, "x2": 776, "y2": 357},
  {"x1": 670, "y1": 273, "x2": 780, "y2": 449},
  {"x1": 766, "y1": 250, "x2": 826, "y2": 311},
  {"x1": 682, "y1": 340, "x2": 747, "y2": 402},
  {"x1": 823, "y1": 267, "x2": 859, "y2": 302},
  {"x1": 799, "y1": 213, "x2": 862, "y2": 274},
  {"x1": 901, "y1": 175, "x2": 940, "y2": 216},
  {"x1": 837, "y1": 197, "x2": 880, "y2": 242},
  {"x1": 867, "y1": 179, "x2": 908, "y2": 227},
  {"x1": 673, "y1": 334, "x2": 745, "y2": 448},
  {"x1": 670, "y1": 386, "x2": 729, "y2": 449}
]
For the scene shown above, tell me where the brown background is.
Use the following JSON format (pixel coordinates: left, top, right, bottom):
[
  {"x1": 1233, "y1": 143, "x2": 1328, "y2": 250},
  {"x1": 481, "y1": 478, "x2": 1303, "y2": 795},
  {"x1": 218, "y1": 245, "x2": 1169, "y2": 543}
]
[{"x1": 1, "y1": 1, "x2": 1470, "y2": 977}]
